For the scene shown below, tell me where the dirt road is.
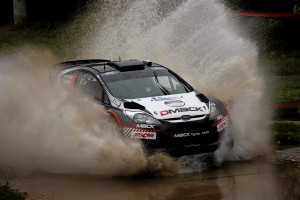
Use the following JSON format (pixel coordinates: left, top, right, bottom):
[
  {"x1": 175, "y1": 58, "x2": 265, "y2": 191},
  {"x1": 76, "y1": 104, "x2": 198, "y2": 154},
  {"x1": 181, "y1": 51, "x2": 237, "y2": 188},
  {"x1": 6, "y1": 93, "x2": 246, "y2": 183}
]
[{"x1": 8, "y1": 149, "x2": 300, "y2": 200}]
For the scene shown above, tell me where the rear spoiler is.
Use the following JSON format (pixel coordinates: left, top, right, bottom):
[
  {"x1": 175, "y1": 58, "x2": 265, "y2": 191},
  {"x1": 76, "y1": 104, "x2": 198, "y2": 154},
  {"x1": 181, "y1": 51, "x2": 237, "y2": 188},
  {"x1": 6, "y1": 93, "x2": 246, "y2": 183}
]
[{"x1": 55, "y1": 59, "x2": 111, "y2": 70}]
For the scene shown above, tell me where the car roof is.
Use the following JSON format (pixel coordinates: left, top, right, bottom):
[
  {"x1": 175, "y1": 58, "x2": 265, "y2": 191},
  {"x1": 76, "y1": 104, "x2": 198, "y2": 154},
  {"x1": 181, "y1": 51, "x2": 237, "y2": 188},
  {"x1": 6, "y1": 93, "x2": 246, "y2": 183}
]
[
  {"x1": 55, "y1": 59, "x2": 194, "y2": 93},
  {"x1": 56, "y1": 59, "x2": 164, "y2": 74},
  {"x1": 93, "y1": 59, "x2": 164, "y2": 73}
]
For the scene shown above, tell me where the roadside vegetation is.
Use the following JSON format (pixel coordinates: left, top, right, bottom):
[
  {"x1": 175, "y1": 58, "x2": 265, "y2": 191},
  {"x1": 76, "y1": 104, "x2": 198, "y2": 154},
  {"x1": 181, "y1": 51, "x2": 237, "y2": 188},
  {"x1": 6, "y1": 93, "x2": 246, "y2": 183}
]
[
  {"x1": 259, "y1": 51, "x2": 300, "y2": 104},
  {"x1": 0, "y1": 182, "x2": 27, "y2": 200},
  {"x1": 271, "y1": 121, "x2": 300, "y2": 145},
  {"x1": 0, "y1": 23, "x2": 77, "y2": 59},
  {"x1": 259, "y1": 49, "x2": 300, "y2": 146}
]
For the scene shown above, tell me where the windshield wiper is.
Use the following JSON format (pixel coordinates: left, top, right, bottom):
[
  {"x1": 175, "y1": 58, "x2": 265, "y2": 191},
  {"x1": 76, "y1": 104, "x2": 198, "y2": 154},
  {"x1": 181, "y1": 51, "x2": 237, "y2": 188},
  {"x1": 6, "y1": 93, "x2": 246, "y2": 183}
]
[{"x1": 153, "y1": 71, "x2": 169, "y2": 95}]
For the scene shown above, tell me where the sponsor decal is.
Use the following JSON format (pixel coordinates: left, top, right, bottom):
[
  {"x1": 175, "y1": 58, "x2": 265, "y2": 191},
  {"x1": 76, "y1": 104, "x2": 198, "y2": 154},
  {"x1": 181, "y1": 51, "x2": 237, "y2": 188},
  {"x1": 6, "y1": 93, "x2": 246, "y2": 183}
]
[
  {"x1": 131, "y1": 132, "x2": 156, "y2": 140},
  {"x1": 151, "y1": 96, "x2": 182, "y2": 101},
  {"x1": 164, "y1": 100, "x2": 185, "y2": 107},
  {"x1": 112, "y1": 99, "x2": 122, "y2": 107},
  {"x1": 136, "y1": 124, "x2": 155, "y2": 129},
  {"x1": 191, "y1": 131, "x2": 209, "y2": 136},
  {"x1": 160, "y1": 107, "x2": 204, "y2": 116},
  {"x1": 173, "y1": 131, "x2": 209, "y2": 138},
  {"x1": 174, "y1": 133, "x2": 190, "y2": 138},
  {"x1": 216, "y1": 117, "x2": 230, "y2": 132}
]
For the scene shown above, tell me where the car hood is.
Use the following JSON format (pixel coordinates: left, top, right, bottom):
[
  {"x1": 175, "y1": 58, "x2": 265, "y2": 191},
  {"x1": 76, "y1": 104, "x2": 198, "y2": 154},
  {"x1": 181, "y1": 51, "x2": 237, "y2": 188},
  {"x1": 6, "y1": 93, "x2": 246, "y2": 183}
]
[{"x1": 126, "y1": 92, "x2": 209, "y2": 120}]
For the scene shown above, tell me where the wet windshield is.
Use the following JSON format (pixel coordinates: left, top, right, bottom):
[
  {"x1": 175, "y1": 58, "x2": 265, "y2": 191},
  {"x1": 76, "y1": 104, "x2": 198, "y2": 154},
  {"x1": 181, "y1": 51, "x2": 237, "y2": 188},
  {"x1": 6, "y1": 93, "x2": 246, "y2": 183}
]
[{"x1": 101, "y1": 68, "x2": 190, "y2": 99}]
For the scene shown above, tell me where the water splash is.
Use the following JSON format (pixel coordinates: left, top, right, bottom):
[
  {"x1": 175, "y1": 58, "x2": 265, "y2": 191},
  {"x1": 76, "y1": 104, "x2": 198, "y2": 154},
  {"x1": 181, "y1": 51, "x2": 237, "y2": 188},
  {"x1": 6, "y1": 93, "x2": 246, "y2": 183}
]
[
  {"x1": 0, "y1": 48, "x2": 179, "y2": 177},
  {"x1": 0, "y1": 49, "x2": 147, "y2": 176},
  {"x1": 0, "y1": 0, "x2": 271, "y2": 176},
  {"x1": 80, "y1": 0, "x2": 271, "y2": 165}
]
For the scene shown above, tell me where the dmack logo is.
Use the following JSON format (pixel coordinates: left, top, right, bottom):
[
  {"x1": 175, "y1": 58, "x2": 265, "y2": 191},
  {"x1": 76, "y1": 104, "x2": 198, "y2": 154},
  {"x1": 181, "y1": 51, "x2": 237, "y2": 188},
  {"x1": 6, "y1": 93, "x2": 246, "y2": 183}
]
[
  {"x1": 160, "y1": 107, "x2": 203, "y2": 116},
  {"x1": 136, "y1": 124, "x2": 155, "y2": 129}
]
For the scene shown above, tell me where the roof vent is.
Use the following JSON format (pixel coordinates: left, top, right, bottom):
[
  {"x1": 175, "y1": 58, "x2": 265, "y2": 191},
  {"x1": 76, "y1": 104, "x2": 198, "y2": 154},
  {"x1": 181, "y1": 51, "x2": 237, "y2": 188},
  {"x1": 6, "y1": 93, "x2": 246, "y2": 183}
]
[
  {"x1": 108, "y1": 60, "x2": 145, "y2": 71},
  {"x1": 143, "y1": 60, "x2": 152, "y2": 66}
]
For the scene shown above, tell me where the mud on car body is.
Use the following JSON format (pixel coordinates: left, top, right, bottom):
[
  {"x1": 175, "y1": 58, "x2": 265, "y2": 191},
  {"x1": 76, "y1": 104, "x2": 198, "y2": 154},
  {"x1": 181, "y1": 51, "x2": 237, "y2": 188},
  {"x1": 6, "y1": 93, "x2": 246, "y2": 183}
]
[{"x1": 55, "y1": 59, "x2": 233, "y2": 157}]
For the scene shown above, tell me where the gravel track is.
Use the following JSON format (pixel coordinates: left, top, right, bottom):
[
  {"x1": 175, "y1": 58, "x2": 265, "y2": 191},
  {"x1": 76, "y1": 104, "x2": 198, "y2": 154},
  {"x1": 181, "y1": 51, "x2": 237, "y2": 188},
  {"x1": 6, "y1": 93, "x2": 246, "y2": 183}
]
[{"x1": 269, "y1": 147, "x2": 300, "y2": 168}]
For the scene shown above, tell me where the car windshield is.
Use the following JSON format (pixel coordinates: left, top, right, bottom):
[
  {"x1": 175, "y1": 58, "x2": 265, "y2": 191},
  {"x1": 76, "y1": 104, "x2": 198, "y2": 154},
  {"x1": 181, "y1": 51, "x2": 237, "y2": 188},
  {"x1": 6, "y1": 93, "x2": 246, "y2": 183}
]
[{"x1": 101, "y1": 68, "x2": 190, "y2": 99}]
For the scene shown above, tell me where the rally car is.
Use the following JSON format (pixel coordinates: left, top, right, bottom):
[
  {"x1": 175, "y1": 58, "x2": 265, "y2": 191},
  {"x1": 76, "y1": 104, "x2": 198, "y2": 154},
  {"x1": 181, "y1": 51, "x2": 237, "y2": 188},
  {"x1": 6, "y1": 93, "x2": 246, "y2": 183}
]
[{"x1": 55, "y1": 59, "x2": 233, "y2": 157}]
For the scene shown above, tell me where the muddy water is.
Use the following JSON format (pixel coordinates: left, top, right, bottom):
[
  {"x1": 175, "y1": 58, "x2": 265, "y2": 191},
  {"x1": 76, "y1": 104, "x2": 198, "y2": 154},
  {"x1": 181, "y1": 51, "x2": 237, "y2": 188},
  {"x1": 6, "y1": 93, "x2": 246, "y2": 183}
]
[{"x1": 11, "y1": 159, "x2": 299, "y2": 200}]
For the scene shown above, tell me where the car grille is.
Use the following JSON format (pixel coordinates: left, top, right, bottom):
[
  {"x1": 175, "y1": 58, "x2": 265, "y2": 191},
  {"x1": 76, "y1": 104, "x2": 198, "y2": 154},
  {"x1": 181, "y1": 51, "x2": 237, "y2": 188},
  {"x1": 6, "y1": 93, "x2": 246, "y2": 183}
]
[
  {"x1": 164, "y1": 114, "x2": 206, "y2": 122},
  {"x1": 145, "y1": 120, "x2": 219, "y2": 149}
]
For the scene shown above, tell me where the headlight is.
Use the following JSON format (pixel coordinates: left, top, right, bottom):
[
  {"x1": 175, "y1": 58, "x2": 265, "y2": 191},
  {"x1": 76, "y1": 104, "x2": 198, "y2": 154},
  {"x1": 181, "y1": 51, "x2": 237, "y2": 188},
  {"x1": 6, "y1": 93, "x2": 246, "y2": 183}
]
[
  {"x1": 209, "y1": 103, "x2": 219, "y2": 120},
  {"x1": 125, "y1": 110, "x2": 161, "y2": 125},
  {"x1": 133, "y1": 113, "x2": 161, "y2": 125}
]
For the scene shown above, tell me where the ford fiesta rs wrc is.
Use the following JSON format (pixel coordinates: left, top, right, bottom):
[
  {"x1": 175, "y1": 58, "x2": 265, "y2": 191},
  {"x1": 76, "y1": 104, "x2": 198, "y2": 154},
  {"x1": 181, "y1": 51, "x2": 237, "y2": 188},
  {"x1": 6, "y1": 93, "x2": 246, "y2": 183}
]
[{"x1": 55, "y1": 59, "x2": 233, "y2": 157}]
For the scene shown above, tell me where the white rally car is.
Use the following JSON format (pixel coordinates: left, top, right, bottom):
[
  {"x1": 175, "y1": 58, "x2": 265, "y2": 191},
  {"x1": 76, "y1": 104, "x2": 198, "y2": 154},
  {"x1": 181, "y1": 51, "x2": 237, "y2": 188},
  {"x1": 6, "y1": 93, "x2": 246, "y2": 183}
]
[{"x1": 56, "y1": 59, "x2": 233, "y2": 156}]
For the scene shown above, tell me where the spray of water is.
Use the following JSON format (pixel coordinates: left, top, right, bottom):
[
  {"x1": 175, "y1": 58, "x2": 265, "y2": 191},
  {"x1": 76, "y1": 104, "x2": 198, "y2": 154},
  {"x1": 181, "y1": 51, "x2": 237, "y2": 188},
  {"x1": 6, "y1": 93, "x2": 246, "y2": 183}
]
[
  {"x1": 0, "y1": 49, "x2": 149, "y2": 176},
  {"x1": 80, "y1": 0, "x2": 271, "y2": 165},
  {"x1": 0, "y1": 0, "x2": 271, "y2": 176}
]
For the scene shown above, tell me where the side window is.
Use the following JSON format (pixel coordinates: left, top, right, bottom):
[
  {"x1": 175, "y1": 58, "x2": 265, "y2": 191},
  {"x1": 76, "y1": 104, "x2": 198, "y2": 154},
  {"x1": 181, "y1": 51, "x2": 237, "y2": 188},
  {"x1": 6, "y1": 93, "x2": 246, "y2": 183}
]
[
  {"x1": 77, "y1": 71, "x2": 103, "y2": 101},
  {"x1": 59, "y1": 71, "x2": 78, "y2": 87}
]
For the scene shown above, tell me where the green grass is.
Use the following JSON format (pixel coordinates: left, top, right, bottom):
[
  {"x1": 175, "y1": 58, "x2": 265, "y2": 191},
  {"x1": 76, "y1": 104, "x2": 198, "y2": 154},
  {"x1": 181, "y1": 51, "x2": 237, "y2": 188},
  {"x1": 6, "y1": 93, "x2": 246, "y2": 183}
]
[
  {"x1": 0, "y1": 24, "x2": 77, "y2": 59},
  {"x1": 271, "y1": 121, "x2": 300, "y2": 145},
  {"x1": 259, "y1": 54, "x2": 300, "y2": 76},
  {"x1": 269, "y1": 76, "x2": 300, "y2": 104},
  {"x1": 0, "y1": 183, "x2": 27, "y2": 200},
  {"x1": 258, "y1": 51, "x2": 300, "y2": 104}
]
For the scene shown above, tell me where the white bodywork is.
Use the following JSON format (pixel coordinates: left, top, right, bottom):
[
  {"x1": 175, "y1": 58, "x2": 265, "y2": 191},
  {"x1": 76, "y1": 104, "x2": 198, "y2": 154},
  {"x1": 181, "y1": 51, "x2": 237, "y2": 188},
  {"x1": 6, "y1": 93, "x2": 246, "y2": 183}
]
[{"x1": 124, "y1": 92, "x2": 209, "y2": 122}]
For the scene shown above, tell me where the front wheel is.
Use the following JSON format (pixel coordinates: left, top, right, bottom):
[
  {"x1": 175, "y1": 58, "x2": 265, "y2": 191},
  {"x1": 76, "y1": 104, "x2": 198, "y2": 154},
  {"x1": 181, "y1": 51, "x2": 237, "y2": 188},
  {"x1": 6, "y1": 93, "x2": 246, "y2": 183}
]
[{"x1": 214, "y1": 129, "x2": 234, "y2": 166}]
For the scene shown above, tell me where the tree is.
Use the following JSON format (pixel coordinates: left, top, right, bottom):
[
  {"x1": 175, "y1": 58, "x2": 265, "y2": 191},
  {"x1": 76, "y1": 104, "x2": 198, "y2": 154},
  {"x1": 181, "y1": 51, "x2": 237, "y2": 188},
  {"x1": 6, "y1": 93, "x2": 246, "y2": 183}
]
[{"x1": 13, "y1": 0, "x2": 27, "y2": 25}]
